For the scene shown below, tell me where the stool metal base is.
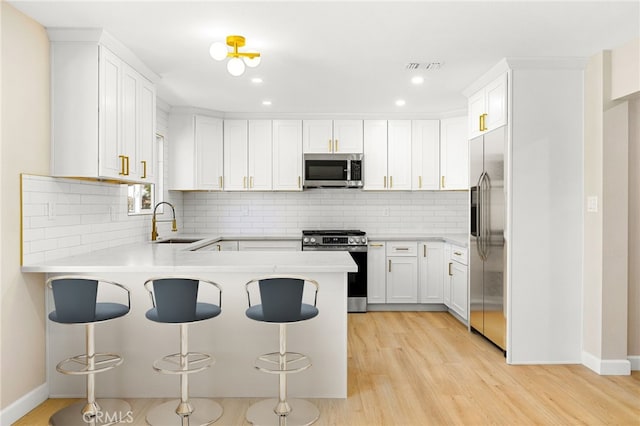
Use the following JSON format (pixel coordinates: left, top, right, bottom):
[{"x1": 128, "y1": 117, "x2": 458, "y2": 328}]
[
  {"x1": 246, "y1": 398, "x2": 319, "y2": 426},
  {"x1": 49, "y1": 399, "x2": 132, "y2": 426},
  {"x1": 146, "y1": 398, "x2": 223, "y2": 426}
]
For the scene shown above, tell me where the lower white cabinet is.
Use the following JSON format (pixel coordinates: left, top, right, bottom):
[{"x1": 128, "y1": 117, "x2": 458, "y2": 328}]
[
  {"x1": 386, "y1": 256, "x2": 418, "y2": 303},
  {"x1": 445, "y1": 244, "x2": 468, "y2": 320},
  {"x1": 418, "y1": 242, "x2": 444, "y2": 303},
  {"x1": 367, "y1": 242, "x2": 387, "y2": 304}
]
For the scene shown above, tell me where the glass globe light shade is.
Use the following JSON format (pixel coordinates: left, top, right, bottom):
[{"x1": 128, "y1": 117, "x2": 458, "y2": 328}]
[
  {"x1": 209, "y1": 42, "x2": 228, "y2": 61},
  {"x1": 243, "y1": 52, "x2": 261, "y2": 68},
  {"x1": 227, "y1": 57, "x2": 246, "y2": 76}
]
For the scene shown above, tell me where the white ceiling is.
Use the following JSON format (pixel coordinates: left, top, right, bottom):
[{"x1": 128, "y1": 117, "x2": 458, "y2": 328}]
[{"x1": 8, "y1": 1, "x2": 640, "y2": 115}]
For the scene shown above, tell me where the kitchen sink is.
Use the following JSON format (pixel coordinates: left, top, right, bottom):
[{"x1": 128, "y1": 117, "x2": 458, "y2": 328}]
[{"x1": 154, "y1": 238, "x2": 202, "y2": 244}]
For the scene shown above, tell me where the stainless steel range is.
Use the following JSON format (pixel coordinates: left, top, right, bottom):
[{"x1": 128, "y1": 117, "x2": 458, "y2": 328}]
[{"x1": 302, "y1": 230, "x2": 367, "y2": 313}]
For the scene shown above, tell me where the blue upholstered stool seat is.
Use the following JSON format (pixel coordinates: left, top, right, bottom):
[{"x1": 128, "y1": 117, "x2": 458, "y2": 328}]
[
  {"x1": 246, "y1": 303, "x2": 318, "y2": 323},
  {"x1": 146, "y1": 302, "x2": 221, "y2": 323},
  {"x1": 49, "y1": 302, "x2": 130, "y2": 324}
]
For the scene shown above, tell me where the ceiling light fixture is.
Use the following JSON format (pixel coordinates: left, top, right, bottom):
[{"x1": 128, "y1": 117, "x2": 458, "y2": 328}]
[
  {"x1": 262, "y1": 100, "x2": 272, "y2": 106},
  {"x1": 395, "y1": 99, "x2": 406, "y2": 107},
  {"x1": 411, "y1": 76, "x2": 424, "y2": 85},
  {"x1": 209, "y1": 35, "x2": 261, "y2": 77},
  {"x1": 251, "y1": 77, "x2": 263, "y2": 84}
]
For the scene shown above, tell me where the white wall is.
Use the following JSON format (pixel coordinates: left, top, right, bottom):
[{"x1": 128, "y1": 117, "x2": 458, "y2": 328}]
[
  {"x1": 1, "y1": 1, "x2": 50, "y2": 416},
  {"x1": 182, "y1": 190, "x2": 468, "y2": 236},
  {"x1": 629, "y1": 98, "x2": 640, "y2": 358}
]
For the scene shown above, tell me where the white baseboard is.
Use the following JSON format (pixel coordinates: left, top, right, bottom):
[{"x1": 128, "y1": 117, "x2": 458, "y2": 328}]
[
  {"x1": 0, "y1": 383, "x2": 48, "y2": 426},
  {"x1": 582, "y1": 351, "x2": 632, "y2": 375},
  {"x1": 629, "y1": 355, "x2": 640, "y2": 371}
]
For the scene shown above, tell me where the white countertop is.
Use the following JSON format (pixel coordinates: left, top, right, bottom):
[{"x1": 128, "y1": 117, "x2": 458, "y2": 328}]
[
  {"x1": 366, "y1": 233, "x2": 468, "y2": 247},
  {"x1": 21, "y1": 240, "x2": 357, "y2": 273}
]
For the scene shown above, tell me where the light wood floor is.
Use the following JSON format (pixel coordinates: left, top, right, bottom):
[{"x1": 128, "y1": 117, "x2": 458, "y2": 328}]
[{"x1": 14, "y1": 312, "x2": 640, "y2": 425}]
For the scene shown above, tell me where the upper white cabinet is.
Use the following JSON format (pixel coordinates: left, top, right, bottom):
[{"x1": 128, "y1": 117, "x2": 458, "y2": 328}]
[
  {"x1": 303, "y1": 120, "x2": 363, "y2": 154},
  {"x1": 363, "y1": 120, "x2": 412, "y2": 190},
  {"x1": 272, "y1": 120, "x2": 303, "y2": 191},
  {"x1": 411, "y1": 120, "x2": 440, "y2": 190},
  {"x1": 169, "y1": 114, "x2": 223, "y2": 190},
  {"x1": 50, "y1": 32, "x2": 157, "y2": 184},
  {"x1": 440, "y1": 116, "x2": 468, "y2": 190},
  {"x1": 223, "y1": 120, "x2": 273, "y2": 191},
  {"x1": 468, "y1": 73, "x2": 507, "y2": 139}
]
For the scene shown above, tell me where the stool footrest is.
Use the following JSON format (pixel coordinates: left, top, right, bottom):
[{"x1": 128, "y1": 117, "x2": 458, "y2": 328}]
[
  {"x1": 153, "y1": 351, "x2": 214, "y2": 375},
  {"x1": 254, "y1": 351, "x2": 312, "y2": 374},
  {"x1": 56, "y1": 353, "x2": 123, "y2": 375}
]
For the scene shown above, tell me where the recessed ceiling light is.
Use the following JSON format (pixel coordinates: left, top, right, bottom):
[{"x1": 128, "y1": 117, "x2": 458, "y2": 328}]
[
  {"x1": 262, "y1": 100, "x2": 272, "y2": 106},
  {"x1": 395, "y1": 99, "x2": 406, "y2": 107},
  {"x1": 411, "y1": 76, "x2": 424, "y2": 85},
  {"x1": 251, "y1": 77, "x2": 263, "y2": 84}
]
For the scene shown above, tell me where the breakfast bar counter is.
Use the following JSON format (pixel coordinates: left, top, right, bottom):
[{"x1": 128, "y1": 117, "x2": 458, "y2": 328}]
[{"x1": 22, "y1": 243, "x2": 357, "y2": 399}]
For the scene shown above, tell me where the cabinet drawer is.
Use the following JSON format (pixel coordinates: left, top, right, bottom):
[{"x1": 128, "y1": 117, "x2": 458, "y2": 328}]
[
  {"x1": 450, "y1": 246, "x2": 468, "y2": 265},
  {"x1": 386, "y1": 241, "x2": 417, "y2": 256}
]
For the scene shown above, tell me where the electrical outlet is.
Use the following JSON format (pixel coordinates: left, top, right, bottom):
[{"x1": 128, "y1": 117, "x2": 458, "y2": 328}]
[
  {"x1": 47, "y1": 202, "x2": 55, "y2": 220},
  {"x1": 587, "y1": 196, "x2": 598, "y2": 213},
  {"x1": 382, "y1": 207, "x2": 390, "y2": 217}
]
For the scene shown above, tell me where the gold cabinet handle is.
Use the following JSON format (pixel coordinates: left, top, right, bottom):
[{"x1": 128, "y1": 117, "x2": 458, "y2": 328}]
[
  {"x1": 217, "y1": 244, "x2": 221, "y2": 251},
  {"x1": 454, "y1": 251, "x2": 462, "y2": 256},
  {"x1": 370, "y1": 243, "x2": 384, "y2": 247},
  {"x1": 250, "y1": 176, "x2": 254, "y2": 189},
  {"x1": 479, "y1": 114, "x2": 484, "y2": 132},
  {"x1": 298, "y1": 176, "x2": 302, "y2": 189},
  {"x1": 419, "y1": 176, "x2": 422, "y2": 189},
  {"x1": 335, "y1": 139, "x2": 339, "y2": 152},
  {"x1": 384, "y1": 176, "x2": 387, "y2": 188},
  {"x1": 480, "y1": 113, "x2": 488, "y2": 131},
  {"x1": 441, "y1": 176, "x2": 445, "y2": 189},
  {"x1": 125, "y1": 156, "x2": 130, "y2": 176},
  {"x1": 328, "y1": 139, "x2": 332, "y2": 152},
  {"x1": 390, "y1": 176, "x2": 393, "y2": 188},
  {"x1": 119, "y1": 155, "x2": 126, "y2": 175},
  {"x1": 219, "y1": 176, "x2": 223, "y2": 189},
  {"x1": 396, "y1": 247, "x2": 409, "y2": 251},
  {"x1": 141, "y1": 160, "x2": 147, "y2": 179},
  {"x1": 423, "y1": 245, "x2": 427, "y2": 257},
  {"x1": 448, "y1": 262, "x2": 453, "y2": 276},
  {"x1": 388, "y1": 259, "x2": 392, "y2": 273},
  {"x1": 243, "y1": 176, "x2": 247, "y2": 189}
]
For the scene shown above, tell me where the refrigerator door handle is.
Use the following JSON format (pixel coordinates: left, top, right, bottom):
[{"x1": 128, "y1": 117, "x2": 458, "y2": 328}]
[
  {"x1": 476, "y1": 171, "x2": 487, "y2": 259},
  {"x1": 481, "y1": 172, "x2": 492, "y2": 260}
]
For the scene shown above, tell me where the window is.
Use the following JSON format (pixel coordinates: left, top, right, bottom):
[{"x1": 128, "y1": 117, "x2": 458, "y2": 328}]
[{"x1": 128, "y1": 134, "x2": 164, "y2": 215}]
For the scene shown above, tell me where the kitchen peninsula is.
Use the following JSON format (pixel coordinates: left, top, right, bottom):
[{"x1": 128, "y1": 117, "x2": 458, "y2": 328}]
[{"x1": 22, "y1": 240, "x2": 356, "y2": 399}]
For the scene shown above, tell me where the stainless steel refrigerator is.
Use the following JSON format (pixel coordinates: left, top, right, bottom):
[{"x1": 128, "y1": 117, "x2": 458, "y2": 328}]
[{"x1": 469, "y1": 127, "x2": 506, "y2": 351}]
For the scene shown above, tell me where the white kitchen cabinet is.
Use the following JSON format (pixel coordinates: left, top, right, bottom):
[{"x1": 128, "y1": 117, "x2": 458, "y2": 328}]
[
  {"x1": 468, "y1": 73, "x2": 507, "y2": 139},
  {"x1": 418, "y1": 242, "x2": 445, "y2": 303},
  {"x1": 446, "y1": 244, "x2": 468, "y2": 321},
  {"x1": 363, "y1": 120, "x2": 412, "y2": 191},
  {"x1": 386, "y1": 256, "x2": 418, "y2": 303},
  {"x1": 303, "y1": 120, "x2": 363, "y2": 154},
  {"x1": 169, "y1": 114, "x2": 223, "y2": 190},
  {"x1": 50, "y1": 38, "x2": 156, "y2": 183},
  {"x1": 367, "y1": 241, "x2": 387, "y2": 304},
  {"x1": 440, "y1": 116, "x2": 468, "y2": 190},
  {"x1": 411, "y1": 120, "x2": 440, "y2": 190},
  {"x1": 272, "y1": 120, "x2": 303, "y2": 191},
  {"x1": 223, "y1": 120, "x2": 273, "y2": 191},
  {"x1": 138, "y1": 78, "x2": 157, "y2": 181},
  {"x1": 386, "y1": 241, "x2": 418, "y2": 303}
]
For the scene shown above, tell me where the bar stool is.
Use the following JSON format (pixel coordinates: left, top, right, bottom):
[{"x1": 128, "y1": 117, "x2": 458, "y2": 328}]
[
  {"x1": 143, "y1": 276, "x2": 223, "y2": 426},
  {"x1": 244, "y1": 275, "x2": 320, "y2": 426},
  {"x1": 46, "y1": 276, "x2": 131, "y2": 426}
]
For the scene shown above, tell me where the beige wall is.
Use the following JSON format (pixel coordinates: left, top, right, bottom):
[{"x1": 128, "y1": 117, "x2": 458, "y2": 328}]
[
  {"x1": 629, "y1": 98, "x2": 640, "y2": 356},
  {"x1": 0, "y1": 1, "x2": 50, "y2": 410}
]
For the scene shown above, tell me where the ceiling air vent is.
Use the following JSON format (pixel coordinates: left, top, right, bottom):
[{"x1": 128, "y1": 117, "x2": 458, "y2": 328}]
[{"x1": 405, "y1": 62, "x2": 443, "y2": 70}]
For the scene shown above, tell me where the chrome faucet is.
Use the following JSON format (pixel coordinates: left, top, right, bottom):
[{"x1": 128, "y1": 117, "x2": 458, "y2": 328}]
[{"x1": 151, "y1": 201, "x2": 177, "y2": 241}]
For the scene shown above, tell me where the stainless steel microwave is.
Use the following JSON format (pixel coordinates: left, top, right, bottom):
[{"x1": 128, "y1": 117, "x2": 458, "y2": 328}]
[{"x1": 303, "y1": 154, "x2": 363, "y2": 188}]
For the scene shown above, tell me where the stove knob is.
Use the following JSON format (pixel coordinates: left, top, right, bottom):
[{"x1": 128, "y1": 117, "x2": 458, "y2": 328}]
[
  {"x1": 362, "y1": 237, "x2": 367, "y2": 244},
  {"x1": 349, "y1": 238, "x2": 355, "y2": 244},
  {"x1": 303, "y1": 237, "x2": 309, "y2": 243},
  {"x1": 310, "y1": 237, "x2": 316, "y2": 243}
]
